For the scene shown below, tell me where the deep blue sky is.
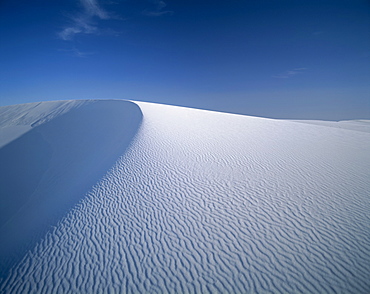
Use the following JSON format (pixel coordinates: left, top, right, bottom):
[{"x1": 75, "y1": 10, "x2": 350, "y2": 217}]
[{"x1": 0, "y1": 0, "x2": 369, "y2": 119}]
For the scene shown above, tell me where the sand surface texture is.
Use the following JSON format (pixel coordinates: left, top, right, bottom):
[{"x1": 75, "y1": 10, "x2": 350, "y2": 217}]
[{"x1": 1, "y1": 100, "x2": 369, "y2": 293}]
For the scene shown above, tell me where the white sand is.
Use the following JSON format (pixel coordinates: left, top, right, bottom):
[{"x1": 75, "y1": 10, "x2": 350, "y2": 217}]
[
  {"x1": 1, "y1": 100, "x2": 369, "y2": 293},
  {"x1": 293, "y1": 119, "x2": 370, "y2": 133}
]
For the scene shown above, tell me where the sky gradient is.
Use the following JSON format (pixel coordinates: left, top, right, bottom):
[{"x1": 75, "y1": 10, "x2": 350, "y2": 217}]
[{"x1": 0, "y1": 0, "x2": 369, "y2": 119}]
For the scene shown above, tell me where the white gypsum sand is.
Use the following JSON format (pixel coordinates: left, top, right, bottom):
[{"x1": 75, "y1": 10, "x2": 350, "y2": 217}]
[
  {"x1": 0, "y1": 100, "x2": 142, "y2": 279},
  {"x1": 0, "y1": 100, "x2": 369, "y2": 293}
]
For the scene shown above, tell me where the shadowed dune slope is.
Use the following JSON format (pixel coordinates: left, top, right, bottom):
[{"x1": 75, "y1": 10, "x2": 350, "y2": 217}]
[
  {"x1": 0, "y1": 100, "x2": 142, "y2": 278},
  {"x1": 1, "y1": 101, "x2": 370, "y2": 293}
]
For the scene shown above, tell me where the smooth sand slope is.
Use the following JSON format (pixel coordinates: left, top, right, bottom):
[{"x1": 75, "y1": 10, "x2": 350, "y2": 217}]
[{"x1": 0, "y1": 100, "x2": 369, "y2": 293}]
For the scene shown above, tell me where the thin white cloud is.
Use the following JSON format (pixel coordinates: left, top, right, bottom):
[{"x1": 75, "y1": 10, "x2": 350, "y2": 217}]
[
  {"x1": 58, "y1": 0, "x2": 111, "y2": 41},
  {"x1": 81, "y1": 0, "x2": 109, "y2": 19},
  {"x1": 58, "y1": 0, "x2": 172, "y2": 41},
  {"x1": 59, "y1": 27, "x2": 82, "y2": 41},
  {"x1": 59, "y1": 47, "x2": 95, "y2": 58},
  {"x1": 143, "y1": 0, "x2": 173, "y2": 17},
  {"x1": 273, "y1": 68, "x2": 307, "y2": 79}
]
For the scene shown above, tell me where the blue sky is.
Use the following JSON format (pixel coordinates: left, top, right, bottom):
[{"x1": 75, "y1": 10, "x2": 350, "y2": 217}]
[{"x1": 0, "y1": 0, "x2": 369, "y2": 119}]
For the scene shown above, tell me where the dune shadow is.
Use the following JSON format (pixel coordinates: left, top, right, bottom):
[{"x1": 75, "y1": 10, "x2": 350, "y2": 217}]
[{"x1": 0, "y1": 100, "x2": 142, "y2": 279}]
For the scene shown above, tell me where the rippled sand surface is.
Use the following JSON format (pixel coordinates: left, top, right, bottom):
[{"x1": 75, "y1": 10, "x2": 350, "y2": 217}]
[{"x1": 1, "y1": 100, "x2": 369, "y2": 293}]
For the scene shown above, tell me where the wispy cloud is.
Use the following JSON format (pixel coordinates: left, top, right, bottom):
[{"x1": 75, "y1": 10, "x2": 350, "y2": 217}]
[
  {"x1": 273, "y1": 68, "x2": 307, "y2": 79},
  {"x1": 143, "y1": 0, "x2": 173, "y2": 17},
  {"x1": 58, "y1": 0, "x2": 111, "y2": 41},
  {"x1": 58, "y1": 47, "x2": 95, "y2": 58},
  {"x1": 58, "y1": 0, "x2": 172, "y2": 41},
  {"x1": 80, "y1": 0, "x2": 109, "y2": 19}
]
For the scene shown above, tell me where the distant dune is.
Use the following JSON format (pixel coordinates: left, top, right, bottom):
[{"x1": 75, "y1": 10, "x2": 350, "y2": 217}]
[{"x1": 1, "y1": 100, "x2": 369, "y2": 293}]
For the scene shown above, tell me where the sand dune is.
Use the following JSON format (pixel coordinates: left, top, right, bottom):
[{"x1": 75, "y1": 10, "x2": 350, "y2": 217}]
[
  {"x1": 0, "y1": 100, "x2": 142, "y2": 279},
  {"x1": 1, "y1": 100, "x2": 369, "y2": 293},
  {"x1": 293, "y1": 119, "x2": 370, "y2": 133}
]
